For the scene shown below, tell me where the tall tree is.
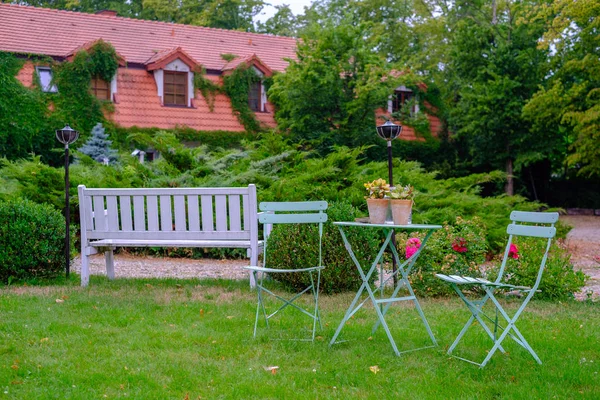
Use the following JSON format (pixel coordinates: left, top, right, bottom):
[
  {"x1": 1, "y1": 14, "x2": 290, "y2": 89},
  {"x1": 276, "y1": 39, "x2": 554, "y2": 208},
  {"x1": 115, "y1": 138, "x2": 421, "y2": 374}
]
[
  {"x1": 447, "y1": 0, "x2": 549, "y2": 195},
  {"x1": 9, "y1": 0, "x2": 265, "y2": 31},
  {"x1": 268, "y1": 15, "x2": 396, "y2": 150},
  {"x1": 523, "y1": 0, "x2": 600, "y2": 178},
  {"x1": 255, "y1": 4, "x2": 299, "y2": 36}
]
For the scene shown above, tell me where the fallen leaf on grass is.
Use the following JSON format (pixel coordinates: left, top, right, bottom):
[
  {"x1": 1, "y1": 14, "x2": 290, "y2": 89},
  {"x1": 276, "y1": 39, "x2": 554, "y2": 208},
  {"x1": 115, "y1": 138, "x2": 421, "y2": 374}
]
[
  {"x1": 369, "y1": 365, "x2": 380, "y2": 374},
  {"x1": 226, "y1": 316, "x2": 234, "y2": 319},
  {"x1": 55, "y1": 299, "x2": 64, "y2": 303},
  {"x1": 263, "y1": 366, "x2": 279, "y2": 375},
  {"x1": 199, "y1": 309, "x2": 204, "y2": 317},
  {"x1": 40, "y1": 338, "x2": 49, "y2": 343}
]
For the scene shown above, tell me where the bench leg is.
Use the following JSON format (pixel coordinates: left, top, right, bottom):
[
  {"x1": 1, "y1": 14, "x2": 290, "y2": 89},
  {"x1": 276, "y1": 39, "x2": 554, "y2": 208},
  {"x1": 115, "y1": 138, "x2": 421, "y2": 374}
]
[
  {"x1": 105, "y1": 249, "x2": 115, "y2": 280},
  {"x1": 249, "y1": 248, "x2": 258, "y2": 288},
  {"x1": 81, "y1": 248, "x2": 90, "y2": 287}
]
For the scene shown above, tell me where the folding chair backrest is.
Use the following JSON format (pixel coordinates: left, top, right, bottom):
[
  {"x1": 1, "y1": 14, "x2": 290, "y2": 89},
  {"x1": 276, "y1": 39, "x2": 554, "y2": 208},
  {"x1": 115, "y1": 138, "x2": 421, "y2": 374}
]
[
  {"x1": 259, "y1": 201, "x2": 328, "y2": 266},
  {"x1": 495, "y1": 211, "x2": 559, "y2": 291}
]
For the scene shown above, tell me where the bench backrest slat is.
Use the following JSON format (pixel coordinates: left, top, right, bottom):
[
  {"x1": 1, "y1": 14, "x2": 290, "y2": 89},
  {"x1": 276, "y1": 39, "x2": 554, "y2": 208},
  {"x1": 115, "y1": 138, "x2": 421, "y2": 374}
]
[
  {"x1": 133, "y1": 196, "x2": 145, "y2": 231},
  {"x1": 188, "y1": 196, "x2": 200, "y2": 231},
  {"x1": 201, "y1": 195, "x2": 214, "y2": 231},
  {"x1": 147, "y1": 196, "x2": 159, "y2": 231},
  {"x1": 79, "y1": 185, "x2": 257, "y2": 241},
  {"x1": 229, "y1": 195, "x2": 241, "y2": 231},
  {"x1": 107, "y1": 196, "x2": 119, "y2": 231},
  {"x1": 93, "y1": 196, "x2": 106, "y2": 231},
  {"x1": 174, "y1": 195, "x2": 186, "y2": 231},
  {"x1": 120, "y1": 196, "x2": 133, "y2": 231},
  {"x1": 215, "y1": 195, "x2": 228, "y2": 231}
]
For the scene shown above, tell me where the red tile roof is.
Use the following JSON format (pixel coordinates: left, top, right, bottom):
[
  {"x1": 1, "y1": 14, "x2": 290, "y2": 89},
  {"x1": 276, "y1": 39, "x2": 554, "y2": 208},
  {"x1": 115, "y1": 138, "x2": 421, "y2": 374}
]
[
  {"x1": 112, "y1": 68, "x2": 276, "y2": 131},
  {"x1": 222, "y1": 54, "x2": 273, "y2": 77},
  {"x1": 0, "y1": 3, "x2": 297, "y2": 72}
]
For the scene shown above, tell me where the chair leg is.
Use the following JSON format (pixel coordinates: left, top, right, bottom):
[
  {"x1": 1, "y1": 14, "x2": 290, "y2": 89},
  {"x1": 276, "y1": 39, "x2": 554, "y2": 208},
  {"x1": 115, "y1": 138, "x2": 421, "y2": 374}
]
[
  {"x1": 449, "y1": 285, "x2": 507, "y2": 355},
  {"x1": 309, "y1": 270, "x2": 322, "y2": 341},
  {"x1": 253, "y1": 271, "x2": 269, "y2": 338},
  {"x1": 485, "y1": 289, "x2": 542, "y2": 365}
]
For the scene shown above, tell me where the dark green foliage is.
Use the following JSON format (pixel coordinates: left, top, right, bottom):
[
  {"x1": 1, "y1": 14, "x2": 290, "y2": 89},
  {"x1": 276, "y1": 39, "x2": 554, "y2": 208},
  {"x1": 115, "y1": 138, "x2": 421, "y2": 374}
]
[
  {"x1": 0, "y1": 53, "x2": 57, "y2": 162},
  {"x1": 0, "y1": 42, "x2": 120, "y2": 164},
  {"x1": 491, "y1": 238, "x2": 587, "y2": 301},
  {"x1": 0, "y1": 156, "x2": 65, "y2": 210},
  {"x1": 0, "y1": 199, "x2": 66, "y2": 283},
  {"x1": 264, "y1": 201, "x2": 380, "y2": 294},
  {"x1": 113, "y1": 126, "x2": 257, "y2": 150},
  {"x1": 222, "y1": 64, "x2": 263, "y2": 132},
  {"x1": 399, "y1": 216, "x2": 489, "y2": 297}
]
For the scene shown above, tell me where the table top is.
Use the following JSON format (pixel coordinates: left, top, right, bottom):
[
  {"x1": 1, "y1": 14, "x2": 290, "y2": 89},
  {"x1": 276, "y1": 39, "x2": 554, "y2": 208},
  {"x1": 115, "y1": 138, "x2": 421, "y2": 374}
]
[{"x1": 334, "y1": 221, "x2": 442, "y2": 229}]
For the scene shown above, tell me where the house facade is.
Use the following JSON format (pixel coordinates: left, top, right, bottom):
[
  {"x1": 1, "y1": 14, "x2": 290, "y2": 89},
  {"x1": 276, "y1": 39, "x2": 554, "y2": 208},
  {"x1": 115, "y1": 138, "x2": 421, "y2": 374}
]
[{"x1": 1, "y1": 3, "x2": 441, "y2": 139}]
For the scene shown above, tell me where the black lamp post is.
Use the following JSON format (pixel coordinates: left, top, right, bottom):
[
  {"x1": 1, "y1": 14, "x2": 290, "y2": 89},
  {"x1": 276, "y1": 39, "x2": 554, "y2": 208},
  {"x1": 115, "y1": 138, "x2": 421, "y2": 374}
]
[
  {"x1": 376, "y1": 120, "x2": 402, "y2": 284},
  {"x1": 56, "y1": 124, "x2": 79, "y2": 278},
  {"x1": 376, "y1": 120, "x2": 402, "y2": 186}
]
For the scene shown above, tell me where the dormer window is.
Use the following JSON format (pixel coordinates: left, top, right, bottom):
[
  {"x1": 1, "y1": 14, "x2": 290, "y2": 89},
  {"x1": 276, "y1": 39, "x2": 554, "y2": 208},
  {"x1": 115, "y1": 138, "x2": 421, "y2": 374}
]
[
  {"x1": 36, "y1": 66, "x2": 57, "y2": 93},
  {"x1": 163, "y1": 70, "x2": 188, "y2": 106},
  {"x1": 248, "y1": 81, "x2": 261, "y2": 111},
  {"x1": 392, "y1": 89, "x2": 416, "y2": 114},
  {"x1": 90, "y1": 76, "x2": 110, "y2": 100}
]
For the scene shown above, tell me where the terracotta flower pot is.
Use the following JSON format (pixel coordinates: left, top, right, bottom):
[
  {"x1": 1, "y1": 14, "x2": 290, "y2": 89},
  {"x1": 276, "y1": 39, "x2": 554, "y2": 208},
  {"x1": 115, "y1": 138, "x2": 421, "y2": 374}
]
[
  {"x1": 366, "y1": 198, "x2": 389, "y2": 224},
  {"x1": 391, "y1": 199, "x2": 412, "y2": 225}
]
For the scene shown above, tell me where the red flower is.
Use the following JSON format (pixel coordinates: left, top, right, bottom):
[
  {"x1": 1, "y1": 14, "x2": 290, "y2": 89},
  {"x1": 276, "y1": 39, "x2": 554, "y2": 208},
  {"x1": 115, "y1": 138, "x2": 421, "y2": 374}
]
[
  {"x1": 452, "y1": 237, "x2": 468, "y2": 253},
  {"x1": 405, "y1": 238, "x2": 421, "y2": 259},
  {"x1": 509, "y1": 243, "x2": 519, "y2": 259}
]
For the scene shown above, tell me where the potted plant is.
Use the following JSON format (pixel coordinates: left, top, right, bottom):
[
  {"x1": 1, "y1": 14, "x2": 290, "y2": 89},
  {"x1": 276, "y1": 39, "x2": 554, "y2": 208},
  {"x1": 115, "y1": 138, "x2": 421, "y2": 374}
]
[
  {"x1": 364, "y1": 178, "x2": 390, "y2": 224},
  {"x1": 389, "y1": 184, "x2": 414, "y2": 225}
]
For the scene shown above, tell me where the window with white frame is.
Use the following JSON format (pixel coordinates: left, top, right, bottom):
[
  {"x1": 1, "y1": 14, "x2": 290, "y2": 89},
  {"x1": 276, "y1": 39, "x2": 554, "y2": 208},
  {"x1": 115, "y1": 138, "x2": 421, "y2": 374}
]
[{"x1": 36, "y1": 66, "x2": 57, "y2": 93}]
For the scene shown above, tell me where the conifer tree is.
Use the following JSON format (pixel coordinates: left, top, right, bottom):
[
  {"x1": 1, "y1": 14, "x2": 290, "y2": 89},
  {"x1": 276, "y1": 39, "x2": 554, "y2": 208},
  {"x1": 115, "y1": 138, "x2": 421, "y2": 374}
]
[{"x1": 78, "y1": 123, "x2": 118, "y2": 165}]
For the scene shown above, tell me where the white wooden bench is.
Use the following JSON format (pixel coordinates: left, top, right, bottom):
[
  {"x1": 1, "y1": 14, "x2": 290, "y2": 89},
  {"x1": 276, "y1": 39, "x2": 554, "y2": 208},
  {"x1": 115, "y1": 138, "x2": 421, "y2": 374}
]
[{"x1": 77, "y1": 184, "x2": 261, "y2": 287}]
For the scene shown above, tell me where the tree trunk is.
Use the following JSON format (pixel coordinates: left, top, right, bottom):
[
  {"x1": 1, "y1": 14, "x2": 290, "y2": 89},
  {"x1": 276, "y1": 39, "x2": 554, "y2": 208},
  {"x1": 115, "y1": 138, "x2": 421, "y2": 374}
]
[
  {"x1": 492, "y1": 0, "x2": 498, "y2": 25},
  {"x1": 505, "y1": 157, "x2": 514, "y2": 196}
]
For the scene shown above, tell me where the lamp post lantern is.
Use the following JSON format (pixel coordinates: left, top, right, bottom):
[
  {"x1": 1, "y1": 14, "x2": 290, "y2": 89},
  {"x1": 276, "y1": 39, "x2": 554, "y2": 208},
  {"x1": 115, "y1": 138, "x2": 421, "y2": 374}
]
[
  {"x1": 376, "y1": 120, "x2": 402, "y2": 285},
  {"x1": 376, "y1": 120, "x2": 402, "y2": 186},
  {"x1": 56, "y1": 124, "x2": 79, "y2": 278}
]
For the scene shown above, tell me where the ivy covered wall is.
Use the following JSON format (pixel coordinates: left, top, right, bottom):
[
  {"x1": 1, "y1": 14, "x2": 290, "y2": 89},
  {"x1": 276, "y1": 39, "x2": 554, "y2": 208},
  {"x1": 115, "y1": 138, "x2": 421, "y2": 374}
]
[{"x1": 0, "y1": 41, "x2": 119, "y2": 165}]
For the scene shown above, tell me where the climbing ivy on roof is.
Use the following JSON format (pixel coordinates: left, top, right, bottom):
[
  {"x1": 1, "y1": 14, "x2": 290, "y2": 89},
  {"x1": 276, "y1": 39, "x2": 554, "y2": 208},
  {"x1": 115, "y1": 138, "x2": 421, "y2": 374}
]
[
  {"x1": 222, "y1": 64, "x2": 263, "y2": 133},
  {"x1": 53, "y1": 39, "x2": 120, "y2": 136},
  {"x1": 193, "y1": 66, "x2": 223, "y2": 112}
]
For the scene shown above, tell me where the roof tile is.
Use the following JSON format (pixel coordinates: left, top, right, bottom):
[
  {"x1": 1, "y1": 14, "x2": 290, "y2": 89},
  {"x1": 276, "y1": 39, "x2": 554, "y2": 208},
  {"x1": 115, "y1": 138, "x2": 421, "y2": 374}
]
[{"x1": 0, "y1": 3, "x2": 297, "y2": 72}]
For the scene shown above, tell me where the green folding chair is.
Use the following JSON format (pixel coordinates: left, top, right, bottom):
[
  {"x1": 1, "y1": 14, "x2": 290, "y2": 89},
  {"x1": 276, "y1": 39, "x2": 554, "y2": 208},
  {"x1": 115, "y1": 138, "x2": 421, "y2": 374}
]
[
  {"x1": 436, "y1": 211, "x2": 559, "y2": 368},
  {"x1": 245, "y1": 201, "x2": 328, "y2": 341}
]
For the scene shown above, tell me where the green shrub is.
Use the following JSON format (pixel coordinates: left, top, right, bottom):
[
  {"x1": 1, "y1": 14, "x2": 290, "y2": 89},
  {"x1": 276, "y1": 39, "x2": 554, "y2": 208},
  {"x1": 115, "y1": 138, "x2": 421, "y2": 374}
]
[
  {"x1": 0, "y1": 199, "x2": 66, "y2": 283},
  {"x1": 490, "y1": 238, "x2": 587, "y2": 300},
  {"x1": 264, "y1": 201, "x2": 381, "y2": 294},
  {"x1": 398, "y1": 216, "x2": 488, "y2": 297}
]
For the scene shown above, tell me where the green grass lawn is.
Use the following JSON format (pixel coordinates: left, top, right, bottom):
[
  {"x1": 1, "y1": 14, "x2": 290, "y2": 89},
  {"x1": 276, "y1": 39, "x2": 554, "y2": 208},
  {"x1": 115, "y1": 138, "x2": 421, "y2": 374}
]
[{"x1": 1, "y1": 277, "x2": 598, "y2": 399}]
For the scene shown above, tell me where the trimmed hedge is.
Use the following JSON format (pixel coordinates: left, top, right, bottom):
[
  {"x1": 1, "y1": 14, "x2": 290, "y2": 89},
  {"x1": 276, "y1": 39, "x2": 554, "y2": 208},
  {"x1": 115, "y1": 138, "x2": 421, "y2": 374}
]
[
  {"x1": 0, "y1": 199, "x2": 66, "y2": 283},
  {"x1": 264, "y1": 201, "x2": 381, "y2": 294}
]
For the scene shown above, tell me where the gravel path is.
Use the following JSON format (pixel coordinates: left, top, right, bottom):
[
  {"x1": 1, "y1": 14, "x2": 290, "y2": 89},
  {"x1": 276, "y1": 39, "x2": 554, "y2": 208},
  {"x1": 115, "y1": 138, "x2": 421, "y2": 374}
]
[
  {"x1": 562, "y1": 215, "x2": 600, "y2": 300},
  {"x1": 72, "y1": 215, "x2": 600, "y2": 300}
]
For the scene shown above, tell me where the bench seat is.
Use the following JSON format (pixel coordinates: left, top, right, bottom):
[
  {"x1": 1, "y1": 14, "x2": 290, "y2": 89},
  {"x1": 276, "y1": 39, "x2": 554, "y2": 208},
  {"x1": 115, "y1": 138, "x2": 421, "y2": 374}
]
[{"x1": 90, "y1": 239, "x2": 263, "y2": 249}]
